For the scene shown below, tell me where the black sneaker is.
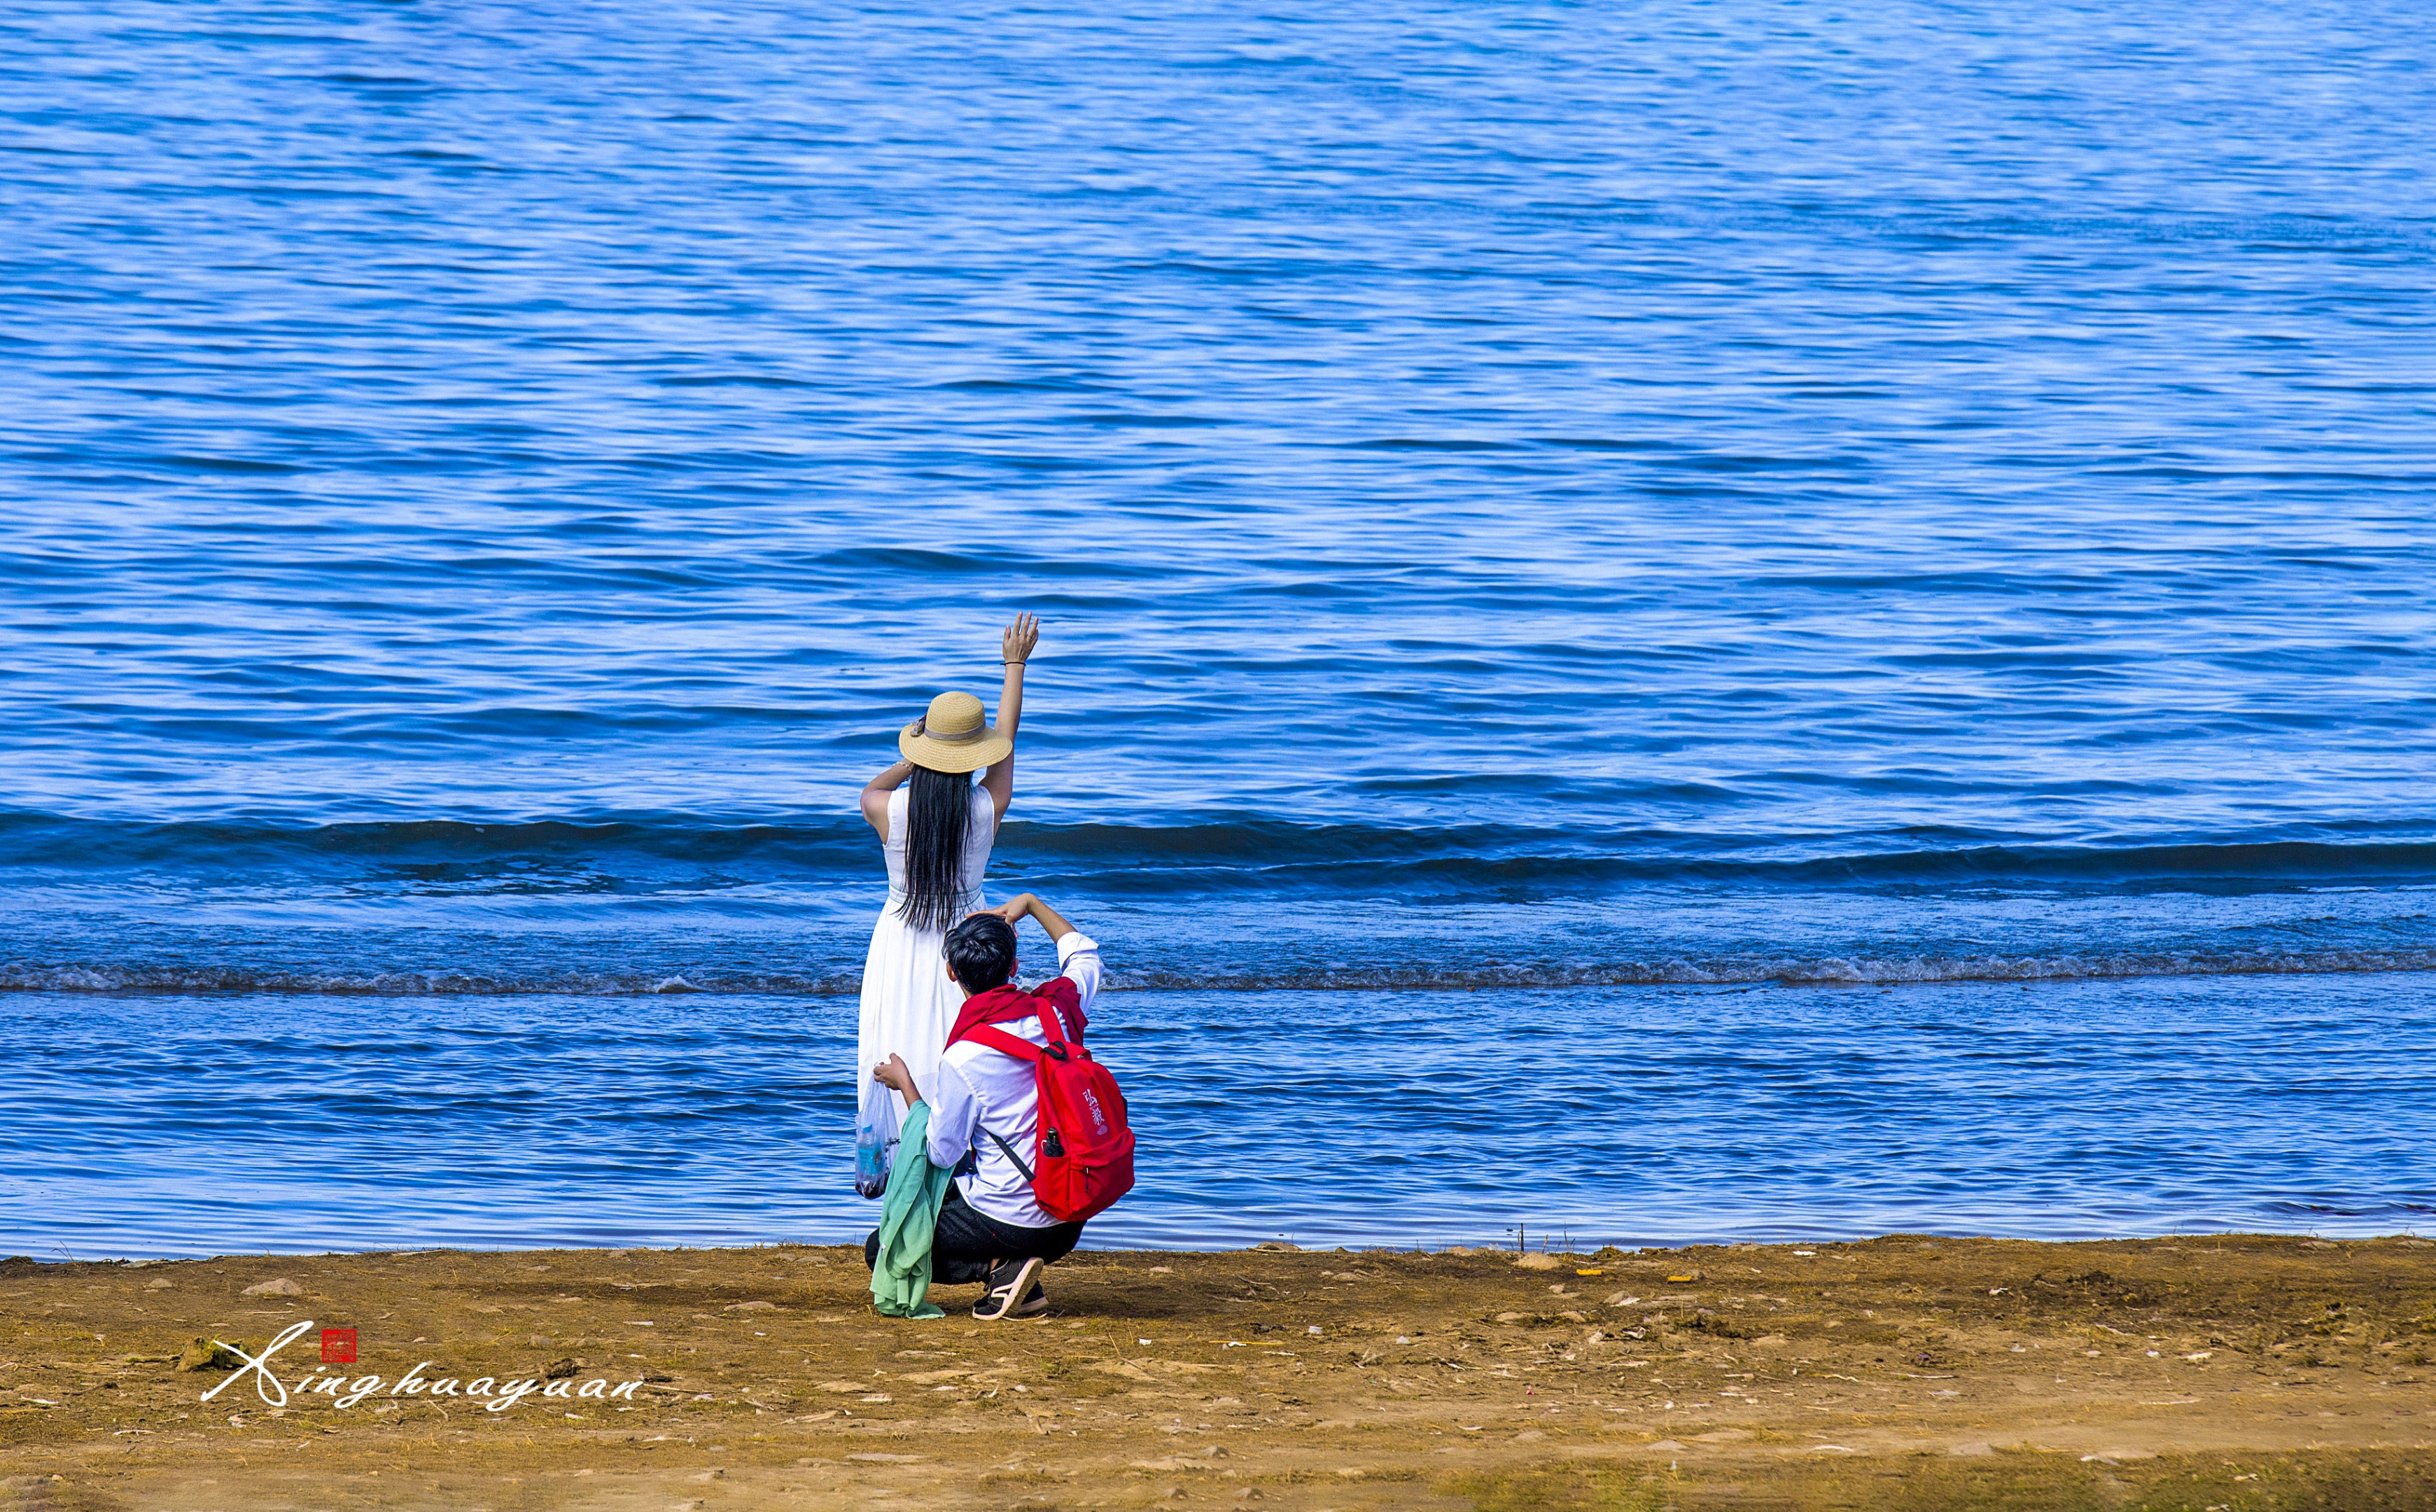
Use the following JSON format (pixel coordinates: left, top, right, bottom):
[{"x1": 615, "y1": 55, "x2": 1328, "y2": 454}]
[{"x1": 973, "y1": 1256, "x2": 1047, "y2": 1321}]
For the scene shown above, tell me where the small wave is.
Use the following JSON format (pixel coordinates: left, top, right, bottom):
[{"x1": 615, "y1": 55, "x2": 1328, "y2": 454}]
[
  {"x1": 1124, "y1": 947, "x2": 2436, "y2": 991},
  {"x1": 0, "y1": 965, "x2": 863, "y2": 997},
  {"x1": 6, "y1": 948, "x2": 2432, "y2": 997},
  {"x1": 4, "y1": 809, "x2": 2435, "y2": 897},
  {"x1": 1015, "y1": 828, "x2": 2436, "y2": 895}
]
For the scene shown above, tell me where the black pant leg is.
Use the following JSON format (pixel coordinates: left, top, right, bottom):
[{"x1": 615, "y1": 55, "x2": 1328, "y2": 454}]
[
  {"x1": 972, "y1": 1207, "x2": 1084, "y2": 1266},
  {"x1": 862, "y1": 1190, "x2": 997, "y2": 1282},
  {"x1": 926, "y1": 1188, "x2": 1010, "y2": 1285},
  {"x1": 863, "y1": 1188, "x2": 1084, "y2": 1287}
]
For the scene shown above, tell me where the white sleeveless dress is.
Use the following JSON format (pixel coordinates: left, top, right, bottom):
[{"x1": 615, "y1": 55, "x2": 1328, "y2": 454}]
[{"x1": 857, "y1": 785, "x2": 998, "y2": 1098}]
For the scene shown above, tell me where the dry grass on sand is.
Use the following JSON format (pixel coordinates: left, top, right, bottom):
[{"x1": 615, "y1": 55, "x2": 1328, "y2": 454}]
[{"x1": 5, "y1": 1234, "x2": 2436, "y2": 1510}]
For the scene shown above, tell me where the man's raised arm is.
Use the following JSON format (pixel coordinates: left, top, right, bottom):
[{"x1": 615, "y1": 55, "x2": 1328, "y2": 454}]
[
  {"x1": 983, "y1": 892, "x2": 1100, "y2": 1021},
  {"x1": 987, "y1": 891, "x2": 1077, "y2": 941}
]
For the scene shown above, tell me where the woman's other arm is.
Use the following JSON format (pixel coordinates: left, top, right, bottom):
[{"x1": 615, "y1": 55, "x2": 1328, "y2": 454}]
[
  {"x1": 861, "y1": 757, "x2": 914, "y2": 839},
  {"x1": 981, "y1": 612, "x2": 1038, "y2": 822}
]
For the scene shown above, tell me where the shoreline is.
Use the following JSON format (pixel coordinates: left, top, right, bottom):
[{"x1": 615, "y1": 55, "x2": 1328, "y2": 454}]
[
  {"x1": 6, "y1": 1233, "x2": 2432, "y2": 1509},
  {"x1": 10, "y1": 958, "x2": 2436, "y2": 998},
  {"x1": 18, "y1": 1226, "x2": 2436, "y2": 1265}
]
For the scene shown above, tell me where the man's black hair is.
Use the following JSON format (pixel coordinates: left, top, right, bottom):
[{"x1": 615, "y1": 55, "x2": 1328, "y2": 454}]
[{"x1": 944, "y1": 913, "x2": 1018, "y2": 993}]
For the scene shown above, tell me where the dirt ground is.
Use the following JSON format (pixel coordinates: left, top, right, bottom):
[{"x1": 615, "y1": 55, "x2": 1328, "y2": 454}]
[{"x1": 5, "y1": 1234, "x2": 2435, "y2": 1511}]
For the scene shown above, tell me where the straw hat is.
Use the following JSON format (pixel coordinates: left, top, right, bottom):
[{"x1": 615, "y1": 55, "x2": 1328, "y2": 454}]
[{"x1": 899, "y1": 691, "x2": 1011, "y2": 773}]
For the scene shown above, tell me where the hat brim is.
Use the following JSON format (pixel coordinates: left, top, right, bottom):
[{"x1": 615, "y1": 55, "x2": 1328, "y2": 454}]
[{"x1": 899, "y1": 721, "x2": 1012, "y2": 774}]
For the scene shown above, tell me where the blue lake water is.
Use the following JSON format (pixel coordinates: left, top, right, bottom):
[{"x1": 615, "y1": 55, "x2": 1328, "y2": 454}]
[{"x1": 1, "y1": 0, "x2": 2432, "y2": 1255}]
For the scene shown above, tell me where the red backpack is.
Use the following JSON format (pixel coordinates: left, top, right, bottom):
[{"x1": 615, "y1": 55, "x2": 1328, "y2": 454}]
[{"x1": 955, "y1": 993, "x2": 1135, "y2": 1223}]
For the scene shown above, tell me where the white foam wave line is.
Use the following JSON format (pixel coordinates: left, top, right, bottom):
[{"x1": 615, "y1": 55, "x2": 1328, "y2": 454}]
[
  {"x1": 2, "y1": 948, "x2": 2434, "y2": 996},
  {"x1": 1149, "y1": 948, "x2": 2436, "y2": 990}
]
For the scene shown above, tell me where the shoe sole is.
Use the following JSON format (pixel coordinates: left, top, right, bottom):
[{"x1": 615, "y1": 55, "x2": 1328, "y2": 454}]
[{"x1": 975, "y1": 1256, "x2": 1046, "y2": 1321}]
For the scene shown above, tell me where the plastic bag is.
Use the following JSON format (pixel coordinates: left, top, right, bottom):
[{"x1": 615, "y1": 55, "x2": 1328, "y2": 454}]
[{"x1": 855, "y1": 1079, "x2": 902, "y2": 1199}]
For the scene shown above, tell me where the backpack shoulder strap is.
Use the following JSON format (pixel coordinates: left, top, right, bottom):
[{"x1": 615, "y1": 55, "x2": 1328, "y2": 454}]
[
  {"x1": 1037, "y1": 979, "x2": 1084, "y2": 1044},
  {"x1": 981, "y1": 1124, "x2": 1035, "y2": 1184},
  {"x1": 962, "y1": 1024, "x2": 1042, "y2": 1061},
  {"x1": 954, "y1": 1027, "x2": 1042, "y2": 1184}
]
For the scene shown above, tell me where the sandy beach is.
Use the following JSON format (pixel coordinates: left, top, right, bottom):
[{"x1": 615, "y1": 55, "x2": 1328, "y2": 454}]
[{"x1": 5, "y1": 1235, "x2": 2432, "y2": 1510}]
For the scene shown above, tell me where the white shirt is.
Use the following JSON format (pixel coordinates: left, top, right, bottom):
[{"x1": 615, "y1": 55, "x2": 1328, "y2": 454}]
[{"x1": 923, "y1": 930, "x2": 1103, "y2": 1228}]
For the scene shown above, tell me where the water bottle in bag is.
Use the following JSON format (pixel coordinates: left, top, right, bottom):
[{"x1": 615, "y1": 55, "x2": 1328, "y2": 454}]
[{"x1": 855, "y1": 1079, "x2": 902, "y2": 1199}]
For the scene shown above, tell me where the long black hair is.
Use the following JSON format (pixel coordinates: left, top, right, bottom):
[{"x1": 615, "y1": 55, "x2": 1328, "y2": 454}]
[{"x1": 899, "y1": 763, "x2": 975, "y2": 934}]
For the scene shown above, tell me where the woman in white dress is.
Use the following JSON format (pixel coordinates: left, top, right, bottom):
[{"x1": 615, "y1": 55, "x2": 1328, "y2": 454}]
[{"x1": 856, "y1": 614, "x2": 1039, "y2": 1098}]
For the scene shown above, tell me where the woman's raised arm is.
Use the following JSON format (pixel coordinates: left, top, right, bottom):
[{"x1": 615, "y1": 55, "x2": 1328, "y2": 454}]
[{"x1": 981, "y1": 612, "x2": 1038, "y2": 822}]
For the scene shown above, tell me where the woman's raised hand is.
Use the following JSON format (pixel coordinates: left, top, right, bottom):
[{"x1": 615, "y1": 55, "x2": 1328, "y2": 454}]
[
  {"x1": 986, "y1": 615, "x2": 1035, "y2": 816},
  {"x1": 1002, "y1": 612, "x2": 1040, "y2": 665}
]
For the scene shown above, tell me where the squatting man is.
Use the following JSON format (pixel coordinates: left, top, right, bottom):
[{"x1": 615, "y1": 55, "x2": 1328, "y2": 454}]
[{"x1": 866, "y1": 892, "x2": 1101, "y2": 1320}]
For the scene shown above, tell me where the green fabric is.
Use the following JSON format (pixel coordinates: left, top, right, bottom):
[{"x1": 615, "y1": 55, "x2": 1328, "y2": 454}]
[{"x1": 868, "y1": 1100, "x2": 955, "y2": 1319}]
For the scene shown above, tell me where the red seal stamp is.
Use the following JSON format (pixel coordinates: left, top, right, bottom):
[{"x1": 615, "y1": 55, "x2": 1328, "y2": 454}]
[{"x1": 320, "y1": 1328, "x2": 358, "y2": 1364}]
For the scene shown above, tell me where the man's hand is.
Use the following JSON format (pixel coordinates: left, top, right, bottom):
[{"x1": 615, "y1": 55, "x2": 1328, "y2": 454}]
[
  {"x1": 873, "y1": 1053, "x2": 922, "y2": 1108},
  {"x1": 980, "y1": 892, "x2": 1078, "y2": 941}
]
